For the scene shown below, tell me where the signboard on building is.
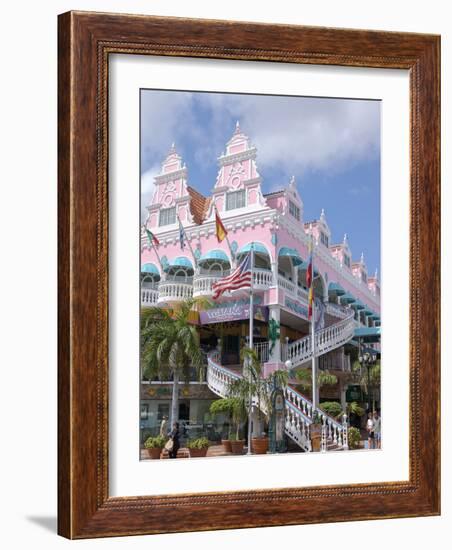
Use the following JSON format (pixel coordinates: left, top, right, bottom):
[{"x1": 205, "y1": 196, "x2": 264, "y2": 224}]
[{"x1": 199, "y1": 303, "x2": 268, "y2": 325}]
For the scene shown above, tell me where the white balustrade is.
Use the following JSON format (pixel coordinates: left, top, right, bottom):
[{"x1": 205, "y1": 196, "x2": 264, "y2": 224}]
[
  {"x1": 253, "y1": 269, "x2": 273, "y2": 289},
  {"x1": 284, "y1": 311, "x2": 355, "y2": 368},
  {"x1": 157, "y1": 280, "x2": 193, "y2": 303},
  {"x1": 193, "y1": 274, "x2": 222, "y2": 297},
  {"x1": 206, "y1": 352, "x2": 348, "y2": 453},
  {"x1": 141, "y1": 287, "x2": 159, "y2": 306}
]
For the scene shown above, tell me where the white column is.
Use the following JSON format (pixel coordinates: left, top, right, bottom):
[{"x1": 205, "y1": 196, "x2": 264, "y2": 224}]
[
  {"x1": 268, "y1": 305, "x2": 281, "y2": 364},
  {"x1": 340, "y1": 381, "x2": 347, "y2": 411}
]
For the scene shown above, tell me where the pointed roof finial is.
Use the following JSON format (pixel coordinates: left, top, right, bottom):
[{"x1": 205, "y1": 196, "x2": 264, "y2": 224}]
[
  {"x1": 361, "y1": 252, "x2": 365, "y2": 264},
  {"x1": 234, "y1": 120, "x2": 241, "y2": 134},
  {"x1": 374, "y1": 268, "x2": 379, "y2": 279},
  {"x1": 289, "y1": 175, "x2": 296, "y2": 187},
  {"x1": 320, "y1": 208, "x2": 326, "y2": 220},
  {"x1": 343, "y1": 233, "x2": 348, "y2": 244}
]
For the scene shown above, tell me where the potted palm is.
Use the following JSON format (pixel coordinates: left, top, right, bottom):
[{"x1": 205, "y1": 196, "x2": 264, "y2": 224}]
[
  {"x1": 144, "y1": 434, "x2": 166, "y2": 459},
  {"x1": 186, "y1": 437, "x2": 210, "y2": 458},
  {"x1": 229, "y1": 397, "x2": 247, "y2": 455},
  {"x1": 209, "y1": 398, "x2": 235, "y2": 453},
  {"x1": 310, "y1": 411, "x2": 323, "y2": 452},
  {"x1": 229, "y1": 348, "x2": 289, "y2": 455}
]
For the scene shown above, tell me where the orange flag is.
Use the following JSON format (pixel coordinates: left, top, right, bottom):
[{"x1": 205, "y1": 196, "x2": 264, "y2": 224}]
[{"x1": 215, "y1": 208, "x2": 227, "y2": 243}]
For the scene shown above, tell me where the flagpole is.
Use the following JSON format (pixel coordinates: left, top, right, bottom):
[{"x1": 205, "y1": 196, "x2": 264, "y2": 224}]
[
  {"x1": 177, "y1": 215, "x2": 198, "y2": 270},
  {"x1": 214, "y1": 205, "x2": 235, "y2": 265},
  {"x1": 247, "y1": 245, "x2": 254, "y2": 455},
  {"x1": 310, "y1": 234, "x2": 317, "y2": 411},
  {"x1": 144, "y1": 225, "x2": 164, "y2": 275}
]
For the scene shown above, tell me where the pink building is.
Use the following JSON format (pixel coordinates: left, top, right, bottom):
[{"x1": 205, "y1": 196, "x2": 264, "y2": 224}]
[{"x1": 140, "y1": 123, "x2": 381, "y2": 452}]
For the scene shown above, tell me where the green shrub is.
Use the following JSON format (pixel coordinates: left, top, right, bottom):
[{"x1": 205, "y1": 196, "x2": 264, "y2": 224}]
[
  {"x1": 144, "y1": 434, "x2": 166, "y2": 449},
  {"x1": 186, "y1": 437, "x2": 209, "y2": 449},
  {"x1": 348, "y1": 427, "x2": 361, "y2": 450},
  {"x1": 320, "y1": 401, "x2": 343, "y2": 418},
  {"x1": 210, "y1": 398, "x2": 235, "y2": 416}
]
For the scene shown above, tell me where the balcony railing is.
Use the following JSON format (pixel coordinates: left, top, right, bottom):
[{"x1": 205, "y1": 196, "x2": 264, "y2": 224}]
[
  {"x1": 141, "y1": 287, "x2": 159, "y2": 306},
  {"x1": 253, "y1": 268, "x2": 273, "y2": 289},
  {"x1": 193, "y1": 272, "x2": 229, "y2": 298},
  {"x1": 157, "y1": 280, "x2": 193, "y2": 303}
]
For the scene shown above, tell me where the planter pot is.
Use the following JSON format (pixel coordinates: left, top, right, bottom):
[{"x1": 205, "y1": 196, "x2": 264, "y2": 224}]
[
  {"x1": 310, "y1": 425, "x2": 322, "y2": 452},
  {"x1": 230, "y1": 439, "x2": 245, "y2": 455},
  {"x1": 146, "y1": 447, "x2": 163, "y2": 459},
  {"x1": 251, "y1": 437, "x2": 269, "y2": 455},
  {"x1": 188, "y1": 447, "x2": 208, "y2": 458},
  {"x1": 221, "y1": 439, "x2": 232, "y2": 453}
]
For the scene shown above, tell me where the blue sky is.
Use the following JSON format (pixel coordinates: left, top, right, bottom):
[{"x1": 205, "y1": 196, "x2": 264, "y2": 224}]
[{"x1": 141, "y1": 90, "x2": 380, "y2": 275}]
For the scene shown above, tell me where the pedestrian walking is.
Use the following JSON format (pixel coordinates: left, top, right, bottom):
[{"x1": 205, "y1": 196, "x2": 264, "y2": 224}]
[
  {"x1": 167, "y1": 422, "x2": 180, "y2": 459},
  {"x1": 366, "y1": 412, "x2": 375, "y2": 449},
  {"x1": 373, "y1": 410, "x2": 381, "y2": 449},
  {"x1": 159, "y1": 415, "x2": 168, "y2": 437}
]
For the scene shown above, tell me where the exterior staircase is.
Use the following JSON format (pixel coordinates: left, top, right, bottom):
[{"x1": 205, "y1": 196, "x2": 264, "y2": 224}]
[{"x1": 206, "y1": 309, "x2": 355, "y2": 453}]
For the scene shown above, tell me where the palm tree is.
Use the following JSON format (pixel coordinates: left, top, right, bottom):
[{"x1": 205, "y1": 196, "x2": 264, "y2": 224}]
[
  {"x1": 140, "y1": 299, "x2": 205, "y2": 426},
  {"x1": 294, "y1": 367, "x2": 338, "y2": 405},
  {"x1": 228, "y1": 347, "x2": 289, "y2": 437}
]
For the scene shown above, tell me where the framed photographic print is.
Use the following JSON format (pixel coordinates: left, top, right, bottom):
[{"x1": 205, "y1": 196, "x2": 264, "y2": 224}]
[{"x1": 58, "y1": 11, "x2": 440, "y2": 539}]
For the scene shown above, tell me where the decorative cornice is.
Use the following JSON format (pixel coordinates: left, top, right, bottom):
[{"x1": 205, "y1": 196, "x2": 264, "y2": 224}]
[
  {"x1": 218, "y1": 148, "x2": 257, "y2": 166},
  {"x1": 154, "y1": 168, "x2": 187, "y2": 184}
]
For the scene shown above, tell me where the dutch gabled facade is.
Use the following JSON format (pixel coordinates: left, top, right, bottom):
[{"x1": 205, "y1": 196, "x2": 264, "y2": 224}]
[{"x1": 140, "y1": 123, "x2": 381, "y2": 453}]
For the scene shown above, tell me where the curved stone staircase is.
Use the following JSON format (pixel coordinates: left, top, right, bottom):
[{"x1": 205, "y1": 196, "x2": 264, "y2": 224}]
[{"x1": 206, "y1": 309, "x2": 355, "y2": 452}]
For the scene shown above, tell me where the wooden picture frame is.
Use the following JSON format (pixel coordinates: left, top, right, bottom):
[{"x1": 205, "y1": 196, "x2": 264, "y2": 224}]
[{"x1": 58, "y1": 11, "x2": 440, "y2": 538}]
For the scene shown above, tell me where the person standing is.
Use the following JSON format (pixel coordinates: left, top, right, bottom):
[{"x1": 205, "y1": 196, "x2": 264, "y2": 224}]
[
  {"x1": 168, "y1": 422, "x2": 180, "y2": 459},
  {"x1": 373, "y1": 410, "x2": 381, "y2": 449},
  {"x1": 159, "y1": 415, "x2": 168, "y2": 437},
  {"x1": 366, "y1": 412, "x2": 375, "y2": 450}
]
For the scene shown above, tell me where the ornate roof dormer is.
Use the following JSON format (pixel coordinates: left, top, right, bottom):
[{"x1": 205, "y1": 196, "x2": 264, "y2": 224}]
[
  {"x1": 207, "y1": 122, "x2": 265, "y2": 218},
  {"x1": 303, "y1": 208, "x2": 331, "y2": 247},
  {"x1": 281, "y1": 175, "x2": 304, "y2": 223},
  {"x1": 352, "y1": 252, "x2": 368, "y2": 284},
  {"x1": 145, "y1": 143, "x2": 194, "y2": 230},
  {"x1": 368, "y1": 268, "x2": 380, "y2": 297},
  {"x1": 330, "y1": 233, "x2": 353, "y2": 269}
]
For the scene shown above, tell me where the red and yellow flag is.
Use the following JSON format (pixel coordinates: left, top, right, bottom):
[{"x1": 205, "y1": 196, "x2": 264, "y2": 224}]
[
  {"x1": 307, "y1": 235, "x2": 314, "y2": 320},
  {"x1": 215, "y1": 208, "x2": 227, "y2": 243}
]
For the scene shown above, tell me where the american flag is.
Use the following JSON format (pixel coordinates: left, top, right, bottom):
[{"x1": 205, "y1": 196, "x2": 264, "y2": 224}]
[{"x1": 212, "y1": 253, "x2": 252, "y2": 300}]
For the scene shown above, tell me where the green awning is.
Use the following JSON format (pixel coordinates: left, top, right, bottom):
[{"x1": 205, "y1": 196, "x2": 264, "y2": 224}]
[
  {"x1": 363, "y1": 308, "x2": 374, "y2": 316},
  {"x1": 354, "y1": 326, "x2": 381, "y2": 343},
  {"x1": 328, "y1": 282, "x2": 346, "y2": 296},
  {"x1": 340, "y1": 292, "x2": 356, "y2": 304},
  {"x1": 237, "y1": 242, "x2": 269, "y2": 256},
  {"x1": 351, "y1": 299, "x2": 365, "y2": 310},
  {"x1": 278, "y1": 247, "x2": 303, "y2": 266},
  {"x1": 198, "y1": 250, "x2": 230, "y2": 265},
  {"x1": 141, "y1": 263, "x2": 160, "y2": 275}
]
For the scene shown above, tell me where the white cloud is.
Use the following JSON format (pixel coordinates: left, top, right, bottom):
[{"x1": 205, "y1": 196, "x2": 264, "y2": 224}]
[
  {"x1": 199, "y1": 93, "x2": 380, "y2": 178},
  {"x1": 140, "y1": 90, "x2": 380, "y2": 192},
  {"x1": 140, "y1": 165, "x2": 159, "y2": 222}
]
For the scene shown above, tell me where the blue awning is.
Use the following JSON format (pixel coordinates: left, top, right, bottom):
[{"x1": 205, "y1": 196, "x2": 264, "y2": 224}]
[
  {"x1": 340, "y1": 292, "x2": 356, "y2": 304},
  {"x1": 328, "y1": 282, "x2": 346, "y2": 296},
  {"x1": 198, "y1": 250, "x2": 230, "y2": 265},
  {"x1": 278, "y1": 247, "x2": 303, "y2": 266},
  {"x1": 141, "y1": 263, "x2": 160, "y2": 275},
  {"x1": 351, "y1": 299, "x2": 365, "y2": 310},
  {"x1": 237, "y1": 242, "x2": 269, "y2": 256},
  {"x1": 164, "y1": 257, "x2": 194, "y2": 272}
]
